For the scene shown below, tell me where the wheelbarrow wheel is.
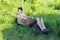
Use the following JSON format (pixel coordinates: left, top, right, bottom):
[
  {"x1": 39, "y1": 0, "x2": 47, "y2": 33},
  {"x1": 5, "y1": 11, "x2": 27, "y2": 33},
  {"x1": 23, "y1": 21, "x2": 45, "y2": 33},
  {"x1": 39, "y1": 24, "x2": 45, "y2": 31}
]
[
  {"x1": 15, "y1": 18, "x2": 20, "y2": 25},
  {"x1": 32, "y1": 23, "x2": 40, "y2": 33}
]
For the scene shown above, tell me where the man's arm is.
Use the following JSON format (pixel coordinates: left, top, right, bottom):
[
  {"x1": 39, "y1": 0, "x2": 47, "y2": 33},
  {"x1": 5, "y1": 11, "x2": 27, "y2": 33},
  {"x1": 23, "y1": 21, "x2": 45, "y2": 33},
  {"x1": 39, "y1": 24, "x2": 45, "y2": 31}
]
[{"x1": 23, "y1": 13, "x2": 33, "y2": 19}]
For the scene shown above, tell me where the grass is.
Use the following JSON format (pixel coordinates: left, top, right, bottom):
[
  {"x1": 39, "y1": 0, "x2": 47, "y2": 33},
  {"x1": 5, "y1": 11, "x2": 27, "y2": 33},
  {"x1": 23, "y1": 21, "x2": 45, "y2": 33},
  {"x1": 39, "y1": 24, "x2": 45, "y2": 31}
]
[{"x1": 0, "y1": 0, "x2": 60, "y2": 40}]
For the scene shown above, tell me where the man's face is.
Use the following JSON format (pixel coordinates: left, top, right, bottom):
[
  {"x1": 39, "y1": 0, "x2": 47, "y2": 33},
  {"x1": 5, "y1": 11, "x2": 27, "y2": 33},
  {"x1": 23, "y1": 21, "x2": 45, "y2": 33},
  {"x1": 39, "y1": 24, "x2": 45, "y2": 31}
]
[{"x1": 18, "y1": 9, "x2": 22, "y2": 12}]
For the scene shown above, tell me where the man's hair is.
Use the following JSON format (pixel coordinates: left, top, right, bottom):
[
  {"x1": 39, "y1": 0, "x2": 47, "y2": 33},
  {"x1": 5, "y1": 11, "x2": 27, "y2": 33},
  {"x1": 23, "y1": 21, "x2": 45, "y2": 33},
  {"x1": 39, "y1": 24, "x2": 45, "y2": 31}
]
[{"x1": 18, "y1": 7, "x2": 23, "y2": 10}]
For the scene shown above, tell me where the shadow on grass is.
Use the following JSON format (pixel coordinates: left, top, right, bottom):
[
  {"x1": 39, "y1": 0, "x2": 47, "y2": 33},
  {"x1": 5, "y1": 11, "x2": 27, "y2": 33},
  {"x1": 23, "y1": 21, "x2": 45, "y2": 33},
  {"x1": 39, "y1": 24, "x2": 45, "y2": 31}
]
[
  {"x1": 1, "y1": 24, "x2": 60, "y2": 40},
  {"x1": 1, "y1": 24, "x2": 41, "y2": 40}
]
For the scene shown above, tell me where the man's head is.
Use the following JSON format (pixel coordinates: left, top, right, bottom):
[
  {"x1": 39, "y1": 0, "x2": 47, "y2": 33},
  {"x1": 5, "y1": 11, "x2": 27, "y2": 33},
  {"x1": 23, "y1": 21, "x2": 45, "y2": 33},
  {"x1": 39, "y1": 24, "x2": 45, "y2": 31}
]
[
  {"x1": 18, "y1": 7, "x2": 23, "y2": 10},
  {"x1": 18, "y1": 7, "x2": 23, "y2": 14}
]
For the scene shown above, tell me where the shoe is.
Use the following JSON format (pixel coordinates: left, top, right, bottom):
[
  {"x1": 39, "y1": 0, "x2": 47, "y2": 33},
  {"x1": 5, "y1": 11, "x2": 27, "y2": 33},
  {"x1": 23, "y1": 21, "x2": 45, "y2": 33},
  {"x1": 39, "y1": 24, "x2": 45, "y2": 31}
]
[{"x1": 41, "y1": 29, "x2": 49, "y2": 34}]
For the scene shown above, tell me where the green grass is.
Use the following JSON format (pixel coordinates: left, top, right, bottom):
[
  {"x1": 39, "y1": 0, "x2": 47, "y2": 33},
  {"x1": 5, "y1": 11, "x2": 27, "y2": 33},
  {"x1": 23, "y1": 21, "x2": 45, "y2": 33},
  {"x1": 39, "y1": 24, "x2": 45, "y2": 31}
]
[{"x1": 0, "y1": 0, "x2": 60, "y2": 40}]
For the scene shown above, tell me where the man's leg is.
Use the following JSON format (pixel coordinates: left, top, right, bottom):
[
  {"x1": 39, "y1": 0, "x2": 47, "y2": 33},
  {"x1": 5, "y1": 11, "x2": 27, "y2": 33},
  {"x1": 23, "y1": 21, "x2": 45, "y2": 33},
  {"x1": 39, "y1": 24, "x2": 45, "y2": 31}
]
[
  {"x1": 36, "y1": 17, "x2": 49, "y2": 34},
  {"x1": 36, "y1": 17, "x2": 46, "y2": 30}
]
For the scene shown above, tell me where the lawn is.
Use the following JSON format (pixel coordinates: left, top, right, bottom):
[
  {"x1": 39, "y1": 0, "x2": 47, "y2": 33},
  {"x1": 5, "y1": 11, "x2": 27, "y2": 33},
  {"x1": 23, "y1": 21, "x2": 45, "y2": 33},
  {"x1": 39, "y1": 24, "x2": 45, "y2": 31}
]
[{"x1": 0, "y1": 0, "x2": 60, "y2": 40}]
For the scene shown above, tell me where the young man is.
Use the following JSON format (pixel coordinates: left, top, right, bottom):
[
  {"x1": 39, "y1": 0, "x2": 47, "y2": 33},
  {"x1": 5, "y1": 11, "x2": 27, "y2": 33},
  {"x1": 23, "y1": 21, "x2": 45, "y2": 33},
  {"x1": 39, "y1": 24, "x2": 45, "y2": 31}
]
[{"x1": 16, "y1": 7, "x2": 49, "y2": 34}]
